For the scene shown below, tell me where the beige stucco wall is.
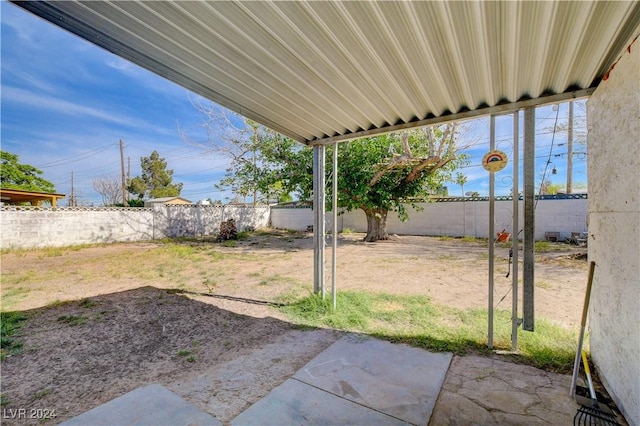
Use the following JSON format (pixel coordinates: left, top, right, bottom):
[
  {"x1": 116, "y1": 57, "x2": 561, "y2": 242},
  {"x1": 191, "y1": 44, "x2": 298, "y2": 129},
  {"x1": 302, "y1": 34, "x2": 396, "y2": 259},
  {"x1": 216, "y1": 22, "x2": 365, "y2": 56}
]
[{"x1": 587, "y1": 37, "x2": 639, "y2": 425}]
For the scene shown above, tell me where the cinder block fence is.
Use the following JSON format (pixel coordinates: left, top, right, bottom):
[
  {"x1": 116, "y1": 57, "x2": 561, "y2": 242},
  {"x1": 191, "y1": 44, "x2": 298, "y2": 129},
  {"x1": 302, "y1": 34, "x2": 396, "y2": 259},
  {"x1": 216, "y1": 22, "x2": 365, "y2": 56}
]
[
  {"x1": 1, "y1": 195, "x2": 587, "y2": 249},
  {"x1": 271, "y1": 195, "x2": 588, "y2": 242}
]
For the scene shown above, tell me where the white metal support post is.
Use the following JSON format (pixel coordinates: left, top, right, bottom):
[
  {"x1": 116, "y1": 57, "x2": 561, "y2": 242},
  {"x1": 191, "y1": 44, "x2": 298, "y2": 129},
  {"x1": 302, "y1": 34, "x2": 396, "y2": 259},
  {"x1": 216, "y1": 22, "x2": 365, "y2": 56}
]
[
  {"x1": 488, "y1": 115, "x2": 496, "y2": 349},
  {"x1": 523, "y1": 107, "x2": 535, "y2": 331},
  {"x1": 312, "y1": 145, "x2": 326, "y2": 295},
  {"x1": 511, "y1": 111, "x2": 520, "y2": 351},
  {"x1": 331, "y1": 143, "x2": 338, "y2": 309}
]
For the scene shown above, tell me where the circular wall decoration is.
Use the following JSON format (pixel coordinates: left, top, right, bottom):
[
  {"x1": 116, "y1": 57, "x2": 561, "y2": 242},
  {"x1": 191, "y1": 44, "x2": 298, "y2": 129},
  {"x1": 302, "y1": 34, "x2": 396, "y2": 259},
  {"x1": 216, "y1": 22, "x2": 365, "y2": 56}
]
[{"x1": 482, "y1": 150, "x2": 508, "y2": 172}]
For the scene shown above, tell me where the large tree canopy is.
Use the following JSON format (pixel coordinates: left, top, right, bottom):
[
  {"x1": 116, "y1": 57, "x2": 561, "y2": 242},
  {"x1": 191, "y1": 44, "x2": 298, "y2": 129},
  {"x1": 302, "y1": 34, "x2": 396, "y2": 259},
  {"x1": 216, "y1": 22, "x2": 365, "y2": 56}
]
[
  {"x1": 186, "y1": 104, "x2": 465, "y2": 241},
  {"x1": 0, "y1": 151, "x2": 56, "y2": 193},
  {"x1": 272, "y1": 126, "x2": 464, "y2": 241},
  {"x1": 127, "y1": 151, "x2": 183, "y2": 200}
]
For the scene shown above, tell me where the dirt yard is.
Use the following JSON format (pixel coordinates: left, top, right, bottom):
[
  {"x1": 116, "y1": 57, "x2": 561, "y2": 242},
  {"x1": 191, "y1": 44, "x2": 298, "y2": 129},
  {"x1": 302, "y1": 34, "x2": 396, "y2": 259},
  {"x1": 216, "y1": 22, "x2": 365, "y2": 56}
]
[{"x1": 0, "y1": 232, "x2": 589, "y2": 424}]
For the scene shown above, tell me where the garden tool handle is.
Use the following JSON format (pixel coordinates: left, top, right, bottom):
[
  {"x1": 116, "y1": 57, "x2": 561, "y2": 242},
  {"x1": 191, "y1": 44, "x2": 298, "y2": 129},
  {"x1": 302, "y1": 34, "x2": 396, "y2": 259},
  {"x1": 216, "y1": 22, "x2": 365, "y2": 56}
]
[
  {"x1": 570, "y1": 261, "x2": 596, "y2": 397},
  {"x1": 581, "y1": 350, "x2": 597, "y2": 400}
]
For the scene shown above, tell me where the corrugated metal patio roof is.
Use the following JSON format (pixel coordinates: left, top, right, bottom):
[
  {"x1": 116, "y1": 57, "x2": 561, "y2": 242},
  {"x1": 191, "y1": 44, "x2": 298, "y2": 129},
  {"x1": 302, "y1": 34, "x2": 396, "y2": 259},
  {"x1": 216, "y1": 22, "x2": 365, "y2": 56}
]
[{"x1": 12, "y1": 1, "x2": 640, "y2": 144}]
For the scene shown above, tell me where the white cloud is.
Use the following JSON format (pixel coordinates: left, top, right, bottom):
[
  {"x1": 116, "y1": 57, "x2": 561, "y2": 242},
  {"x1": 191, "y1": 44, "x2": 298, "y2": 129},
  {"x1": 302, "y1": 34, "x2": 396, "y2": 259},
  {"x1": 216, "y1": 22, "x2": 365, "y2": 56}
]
[{"x1": 2, "y1": 86, "x2": 149, "y2": 128}]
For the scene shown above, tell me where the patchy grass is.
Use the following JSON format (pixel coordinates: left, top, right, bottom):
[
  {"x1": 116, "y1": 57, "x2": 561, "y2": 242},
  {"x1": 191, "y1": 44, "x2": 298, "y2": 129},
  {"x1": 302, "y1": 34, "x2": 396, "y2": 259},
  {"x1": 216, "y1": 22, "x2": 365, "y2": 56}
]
[
  {"x1": 536, "y1": 280, "x2": 553, "y2": 289},
  {"x1": 236, "y1": 231, "x2": 251, "y2": 241},
  {"x1": 534, "y1": 241, "x2": 573, "y2": 253},
  {"x1": 2, "y1": 273, "x2": 36, "y2": 286},
  {"x1": 46, "y1": 300, "x2": 74, "y2": 308},
  {"x1": 280, "y1": 291, "x2": 579, "y2": 373},
  {"x1": 1, "y1": 312, "x2": 27, "y2": 360},
  {"x1": 56, "y1": 315, "x2": 87, "y2": 326},
  {"x1": 257, "y1": 274, "x2": 304, "y2": 288},
  {"x1": 1, "y1": 286, "x2": 32, "y2": 310},
  {"x1": 461, "y1": 236, "x2": 487, "y2": 244},
  {"x1": 177, "y1": 348, "x2": 197, "y2": 363},
  {"x1": 33, "y1": 389, "x2": 51, "y2": 400},
  {"x1": 438, "y1": 254, "x2": 456, "y2": 261},
  {"x1": 78, "y1": 299, "x2": 99, "y2": 309},
  {"x1": 40, "y1": 247, "x2": 65, "y2": 258},
  {"x1": 0, "y1": 243, "x2": 101, "y2": 256}
]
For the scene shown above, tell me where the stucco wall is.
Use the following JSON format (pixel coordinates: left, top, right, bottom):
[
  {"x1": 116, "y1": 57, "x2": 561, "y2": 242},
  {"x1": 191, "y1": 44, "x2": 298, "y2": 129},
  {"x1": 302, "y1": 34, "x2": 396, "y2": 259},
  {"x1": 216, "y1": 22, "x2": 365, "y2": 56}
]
[
  {"x1": 268, "y1": 206, "x2": 316, "y2": 231},
  {"x1": 587, "y1": 37, "x2": 639, "y2": 425},
  {"x1": 0, "y1": 207, "x2": 155, "y2": 248},
  {"x1": 0, "y1": 205, "x2": 271, "y2": 249},
  {"x1": 271, "y1": 197, "x2": 588, "y2": 241},
  {"x1": 155, "y1": 204, "x2": 271, "y2": 238}
]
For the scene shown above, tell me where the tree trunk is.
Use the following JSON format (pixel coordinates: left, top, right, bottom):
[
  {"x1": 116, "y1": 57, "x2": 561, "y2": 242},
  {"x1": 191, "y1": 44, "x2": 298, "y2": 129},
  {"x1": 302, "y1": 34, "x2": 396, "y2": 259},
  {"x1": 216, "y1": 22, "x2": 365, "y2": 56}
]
[{"x1": 362, "y1": 207, "x2": 389, "y2": 242}]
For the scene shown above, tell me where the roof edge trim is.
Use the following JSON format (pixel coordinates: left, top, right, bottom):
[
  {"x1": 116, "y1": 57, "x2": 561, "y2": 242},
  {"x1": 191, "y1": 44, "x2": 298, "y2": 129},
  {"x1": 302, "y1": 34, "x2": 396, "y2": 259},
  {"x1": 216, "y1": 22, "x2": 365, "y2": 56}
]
[{"x1": 308, "y1": 89, "x2": 595, "y2": 146}]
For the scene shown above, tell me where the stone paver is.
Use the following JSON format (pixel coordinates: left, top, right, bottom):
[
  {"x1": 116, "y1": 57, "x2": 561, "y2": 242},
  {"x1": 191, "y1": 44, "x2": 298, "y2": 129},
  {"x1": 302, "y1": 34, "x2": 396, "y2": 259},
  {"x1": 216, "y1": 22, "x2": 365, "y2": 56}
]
[{"x1": 429, "y1": 355, "x2": 578, "y2": 425}]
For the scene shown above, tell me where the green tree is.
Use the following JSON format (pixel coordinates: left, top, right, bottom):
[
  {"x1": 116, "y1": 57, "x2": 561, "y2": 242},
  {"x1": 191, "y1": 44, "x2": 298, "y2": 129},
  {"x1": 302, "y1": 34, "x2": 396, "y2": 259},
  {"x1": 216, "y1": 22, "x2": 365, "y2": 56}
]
[
  {"x1": 539, "y1": 181, "x2": 565, "y2": 195},
  {"x1": 455, "y1": 172, "x2": 467, "y2": 197},
  {"x1": 332, "y1": 126, "x2": 462, "y2": 241},
  {"x1": 263, "y1": 125, "x2": 464, "y2": 241},
  {"x1": 213, "y1": 121, "x2": 297, "y2": 205},
  {"x1": 186, "y1": 103, "x2": 465, "y2": 241},
  {"x1": 0, "y1": 151, "x2": 56, "y2": 192},
  {"x1": 127, "y1": 151, "x2": 183, "y2": 199}
]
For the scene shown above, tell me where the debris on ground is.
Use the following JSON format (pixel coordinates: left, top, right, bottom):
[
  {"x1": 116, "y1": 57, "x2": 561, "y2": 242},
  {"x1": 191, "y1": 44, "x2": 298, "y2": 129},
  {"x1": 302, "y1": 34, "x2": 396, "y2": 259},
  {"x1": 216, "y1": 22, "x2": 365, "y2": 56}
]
[{"x1": 217, "y1": 218, "x2": 238, "y2": 241}]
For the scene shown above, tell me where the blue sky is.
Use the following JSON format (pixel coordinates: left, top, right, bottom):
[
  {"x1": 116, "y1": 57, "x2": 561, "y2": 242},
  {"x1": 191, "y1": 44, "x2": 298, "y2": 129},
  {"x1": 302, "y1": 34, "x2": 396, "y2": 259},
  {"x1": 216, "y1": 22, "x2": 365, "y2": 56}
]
[{"x1": 1, "y1": 3, "x2": 587, "y2": 206}]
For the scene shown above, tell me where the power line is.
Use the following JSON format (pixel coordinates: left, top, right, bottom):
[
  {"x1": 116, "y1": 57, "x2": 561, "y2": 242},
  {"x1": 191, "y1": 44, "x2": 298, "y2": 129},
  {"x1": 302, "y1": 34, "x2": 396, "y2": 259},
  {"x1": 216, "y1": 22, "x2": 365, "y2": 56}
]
[{"x1": 37, "y1": 143, "x2": 116, "y2": 168}]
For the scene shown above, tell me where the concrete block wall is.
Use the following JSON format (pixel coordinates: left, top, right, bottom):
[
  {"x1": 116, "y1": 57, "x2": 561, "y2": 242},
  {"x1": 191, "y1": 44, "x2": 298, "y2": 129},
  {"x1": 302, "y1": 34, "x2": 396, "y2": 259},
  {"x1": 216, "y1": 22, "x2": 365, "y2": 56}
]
[
  {"x1": 270, "y1": 207, "x2": 316, "y2": 231},
  {"x1": 1, "y1": 205, "x2": 271, "y2": 249},
  {"x1": 1, "y1": 199, "x2": 586, "y2": 248},
  {"x1": 157, "y1": 204, "x2": 270, "y2": 238},
  {"x1": 535, "y1": 199, "x2": 588, "y2": 240},
  {"x1": 339, "y1": 198, "x2": 587, "y2": 240},
  {"x1": 587, "y1": 36, "x2": 639, "y2": 425},
  {"x1": 0, "y1": 207, "x2": 155, "y2": 249}
]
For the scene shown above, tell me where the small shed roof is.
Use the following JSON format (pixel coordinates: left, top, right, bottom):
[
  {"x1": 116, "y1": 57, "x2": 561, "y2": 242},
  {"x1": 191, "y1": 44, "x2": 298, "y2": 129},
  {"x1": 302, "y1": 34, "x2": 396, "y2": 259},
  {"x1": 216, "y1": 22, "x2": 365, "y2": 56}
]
[{"x1": 144, "y1": 197, "x2": 192, "y2": 206}]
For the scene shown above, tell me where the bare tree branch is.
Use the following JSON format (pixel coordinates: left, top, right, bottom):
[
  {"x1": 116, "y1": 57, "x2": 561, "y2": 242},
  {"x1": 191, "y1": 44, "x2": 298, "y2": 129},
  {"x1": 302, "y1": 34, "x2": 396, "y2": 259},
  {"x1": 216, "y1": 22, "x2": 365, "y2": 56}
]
[
  {"x1": 400, "y1": 131, "x2": 412, "y2": 157},
  {"x1": 405, "y1": 158, "x2": 451, "y2": 183},
  {"x1": 92, "y1": 177, "x2": 122, "y2": 206}
]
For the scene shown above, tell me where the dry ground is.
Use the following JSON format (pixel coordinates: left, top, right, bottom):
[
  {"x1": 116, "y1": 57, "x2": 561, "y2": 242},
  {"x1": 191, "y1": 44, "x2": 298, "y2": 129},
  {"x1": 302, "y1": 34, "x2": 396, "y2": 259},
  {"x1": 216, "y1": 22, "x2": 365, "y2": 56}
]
[{"x1": 0, "y1": 231, "x2": 588, "y2": 424}]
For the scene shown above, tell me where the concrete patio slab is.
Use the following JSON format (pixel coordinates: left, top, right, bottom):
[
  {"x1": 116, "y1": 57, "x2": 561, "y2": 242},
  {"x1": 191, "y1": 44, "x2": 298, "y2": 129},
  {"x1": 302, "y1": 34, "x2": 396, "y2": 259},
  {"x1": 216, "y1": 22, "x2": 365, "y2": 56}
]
[
  {"x1": 232, "y1": 334, "x2": 452, "y2": 425},
  {"x1": 294, "y1": 334, "x2": 452, "y2": 425},
  {"x1": 60, "y1": 384, "x2": 220, "y2": 426},
  {"x1": 230, "y1": 378, "x2": 409, "y2": 425}
]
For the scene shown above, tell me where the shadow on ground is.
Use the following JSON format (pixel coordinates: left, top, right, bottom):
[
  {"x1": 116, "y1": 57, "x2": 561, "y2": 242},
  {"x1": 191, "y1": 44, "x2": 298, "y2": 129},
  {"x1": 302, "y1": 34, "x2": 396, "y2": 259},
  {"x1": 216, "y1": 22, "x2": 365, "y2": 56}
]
[{"x1": 0, "y1": 287, "x2": 338, "y2": 424}]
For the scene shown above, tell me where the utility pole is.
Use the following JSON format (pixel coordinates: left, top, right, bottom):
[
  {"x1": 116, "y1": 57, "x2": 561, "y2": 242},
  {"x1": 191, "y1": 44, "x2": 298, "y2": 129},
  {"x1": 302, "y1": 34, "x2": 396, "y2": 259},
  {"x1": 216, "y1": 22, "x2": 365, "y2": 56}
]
[
  {"x1": 127, "y1": 156, "x2": 131, "y2": 204},
  {"x1": 120, "y1": 139, "x2": 126, "y2": 206},
  {"x1": 69, "y1": 171, "x2": 75, "y2": 206},
  {"x1": 567, "y1": 102, "x2": 574, "y2": 194}
]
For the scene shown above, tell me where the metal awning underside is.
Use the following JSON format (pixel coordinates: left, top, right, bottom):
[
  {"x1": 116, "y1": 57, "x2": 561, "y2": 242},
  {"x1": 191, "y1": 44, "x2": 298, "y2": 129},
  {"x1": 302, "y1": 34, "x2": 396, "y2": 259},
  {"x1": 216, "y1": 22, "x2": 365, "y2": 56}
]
[{"x1": 13, "y1": 1, "x2": 640, "y2": 145}]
